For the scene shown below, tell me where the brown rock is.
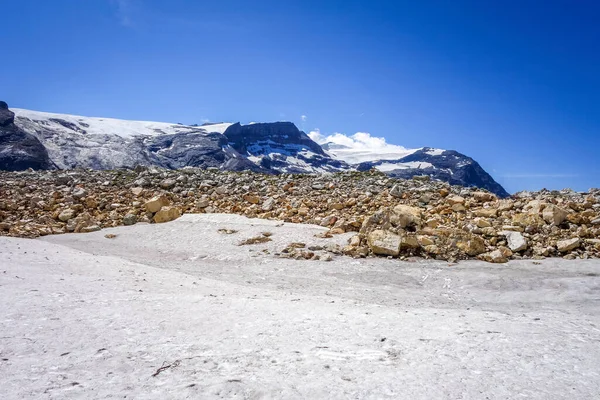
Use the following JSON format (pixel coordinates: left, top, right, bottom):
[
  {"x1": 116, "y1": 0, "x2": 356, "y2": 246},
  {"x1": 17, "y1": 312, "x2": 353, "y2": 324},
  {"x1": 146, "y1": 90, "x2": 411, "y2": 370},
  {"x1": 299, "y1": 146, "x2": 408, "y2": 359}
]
[
  {"x1": 542, "y1": 205, "x2": 568, "y2": 226},
  {"x1": 556, "y1": 238, "x2": 580, "y2": 252},
  {"x1": 367, "y1": 230, "x2": 400, "y2": 256},
  {"x1": 153, "y1": 206, "x2": 181, "y2": 223},
  {"x1": 145, "y1": 195, "x2": 170, "y2": 213}
]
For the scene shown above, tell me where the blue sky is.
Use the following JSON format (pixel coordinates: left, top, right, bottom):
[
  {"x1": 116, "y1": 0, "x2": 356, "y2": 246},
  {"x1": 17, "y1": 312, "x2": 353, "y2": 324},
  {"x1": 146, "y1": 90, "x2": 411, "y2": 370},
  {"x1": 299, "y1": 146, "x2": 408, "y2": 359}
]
[{"x1": 2, "y1": 0, "x2": 599, "y2": 193}]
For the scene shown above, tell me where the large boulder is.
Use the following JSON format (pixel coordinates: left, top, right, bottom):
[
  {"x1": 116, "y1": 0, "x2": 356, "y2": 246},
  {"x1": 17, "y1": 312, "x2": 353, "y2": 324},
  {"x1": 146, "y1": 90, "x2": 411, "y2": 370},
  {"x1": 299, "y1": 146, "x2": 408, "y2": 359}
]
[
  {"x1": 367, "y1": 230, "x2": 401, "y2": 256},
  {"x1": 153, "y1": 206, "x2": 181, "y2": 223}
]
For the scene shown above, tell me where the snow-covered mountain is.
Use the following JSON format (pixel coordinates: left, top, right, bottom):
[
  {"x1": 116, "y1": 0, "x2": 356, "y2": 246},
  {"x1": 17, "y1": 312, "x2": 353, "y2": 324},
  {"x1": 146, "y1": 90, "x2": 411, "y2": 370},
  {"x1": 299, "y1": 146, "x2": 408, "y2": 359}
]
[{"x1": 1, "y1": 102, "x2": 509, "y2": 196}]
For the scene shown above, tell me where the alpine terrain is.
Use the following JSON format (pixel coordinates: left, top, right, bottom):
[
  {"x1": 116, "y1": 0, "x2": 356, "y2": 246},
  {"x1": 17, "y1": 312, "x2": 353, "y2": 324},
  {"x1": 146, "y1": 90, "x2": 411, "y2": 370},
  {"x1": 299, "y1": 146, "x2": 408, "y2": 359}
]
[{"x1": 1, "y1": 102, "x2": 508, "y2": 197}]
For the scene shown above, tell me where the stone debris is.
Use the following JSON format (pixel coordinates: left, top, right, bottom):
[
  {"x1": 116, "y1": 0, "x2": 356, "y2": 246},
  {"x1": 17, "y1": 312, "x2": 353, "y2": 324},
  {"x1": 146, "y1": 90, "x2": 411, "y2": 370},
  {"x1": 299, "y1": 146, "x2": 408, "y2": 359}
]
[
  {"x1": 239, "y1": 236, "x2": 273, "y2": 246},
  {"x1": 0, "y1": 168, "x2": 598, "y2": 263}
]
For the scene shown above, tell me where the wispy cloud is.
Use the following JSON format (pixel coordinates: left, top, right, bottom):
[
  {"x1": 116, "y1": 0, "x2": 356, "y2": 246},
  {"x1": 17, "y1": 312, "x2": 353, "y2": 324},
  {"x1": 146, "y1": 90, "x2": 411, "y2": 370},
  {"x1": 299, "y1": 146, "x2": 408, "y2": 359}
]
[
  {"x1": 301, "y1": 115, "x2": 307, "y2": 122},
  {"x1": 500, "y1": 173, "x2": 579, "y2": 179},
  {"x1": 110, "y1": 0, "x2": 139, "y2": 27}
]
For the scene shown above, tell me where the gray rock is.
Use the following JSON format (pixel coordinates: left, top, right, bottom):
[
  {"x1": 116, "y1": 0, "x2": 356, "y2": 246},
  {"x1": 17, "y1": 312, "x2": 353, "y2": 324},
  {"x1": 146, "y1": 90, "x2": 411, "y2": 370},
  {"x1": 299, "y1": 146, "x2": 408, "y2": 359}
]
[{"x1": 502, "y1": 231, "x2": 528, "y2": 252}]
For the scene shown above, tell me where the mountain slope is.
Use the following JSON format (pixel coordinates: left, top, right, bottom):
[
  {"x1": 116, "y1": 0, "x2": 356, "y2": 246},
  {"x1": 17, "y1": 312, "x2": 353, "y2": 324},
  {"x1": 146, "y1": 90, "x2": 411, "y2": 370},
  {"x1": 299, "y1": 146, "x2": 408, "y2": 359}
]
[
  {"x1": 356, "y1": 147, "x2": 510, "y2": 198},
  {"x1": 0, "y1": 102, "x2": 55, "y2": 171},
  {"x1": 6, "y1": 103, "x2": 509, "y2": 196}
]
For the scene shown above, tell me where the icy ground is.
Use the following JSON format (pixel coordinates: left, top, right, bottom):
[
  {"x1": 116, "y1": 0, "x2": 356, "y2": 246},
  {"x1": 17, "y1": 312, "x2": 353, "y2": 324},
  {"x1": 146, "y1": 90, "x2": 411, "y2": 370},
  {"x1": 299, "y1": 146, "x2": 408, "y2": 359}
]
[{"x1": 1, "y1": 214, "x2": 599, "y2": 399}]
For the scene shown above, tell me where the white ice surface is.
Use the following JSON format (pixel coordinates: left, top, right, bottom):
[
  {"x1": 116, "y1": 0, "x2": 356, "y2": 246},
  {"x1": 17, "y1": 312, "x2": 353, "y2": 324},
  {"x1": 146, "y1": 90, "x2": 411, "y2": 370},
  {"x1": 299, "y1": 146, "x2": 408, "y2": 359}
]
[
  {"x1": 13, "y1": 108, "x2": 232, "y2": 138},
  {"x1": 375, "y1": 161, "x2": 435, "y2": 172},
  {"x1": 1, "y1": 214, "x2": 599, "y2": 399}
]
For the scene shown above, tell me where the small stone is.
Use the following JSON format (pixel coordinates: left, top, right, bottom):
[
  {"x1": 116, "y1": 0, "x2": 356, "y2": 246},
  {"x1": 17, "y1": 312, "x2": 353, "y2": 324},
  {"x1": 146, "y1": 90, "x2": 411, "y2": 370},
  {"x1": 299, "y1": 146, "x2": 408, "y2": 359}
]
[
  {"x1": 262, "y1": 197, "x2": 275, "y2": 211},
  {"x1": 58, "y1": 209, "x2": 75, "y2": 222},
  {"x1": 122, "y1": 213, "x2": 137, "y2": 226},
  {"x1": 389, "y1": 184, "x2": 403, "y2": 198},
  {"x1": 80, "y1": 225, "x2": 101, "y2": 233},
  {"x1": 159, "y1": 179, "x2": 177, "y2": 190},
  {"x1": 480, "y1": 247, "x2": 513, "y2": 263},
  {"x1": 72, "y1": 187, "x2": 87, "y2": 199},
  {"x1": 243, "y1": 194, "x2": 260, "y2": 204},
  {"x1": 446, "y1": 195, "x2": 465, "y2": 205}
]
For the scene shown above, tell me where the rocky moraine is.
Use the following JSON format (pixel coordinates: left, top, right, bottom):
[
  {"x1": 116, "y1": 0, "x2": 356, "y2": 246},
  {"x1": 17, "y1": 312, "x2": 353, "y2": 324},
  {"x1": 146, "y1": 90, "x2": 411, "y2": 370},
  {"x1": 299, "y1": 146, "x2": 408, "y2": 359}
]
[{"x1": 1, "y1": 167, "x2": 598, "y2": 263}]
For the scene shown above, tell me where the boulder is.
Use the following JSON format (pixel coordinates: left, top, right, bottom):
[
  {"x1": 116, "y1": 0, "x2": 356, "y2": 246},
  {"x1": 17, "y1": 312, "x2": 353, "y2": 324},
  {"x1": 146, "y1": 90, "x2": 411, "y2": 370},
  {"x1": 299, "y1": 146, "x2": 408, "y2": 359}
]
[
  {"x1": 542, "y1": 205, "x2": 568, "y2": 226},
  {"x1": 367, "y1": 230, "x2": 400, "y2": 256},
  {"x1": 455, "y1": 235, "x2": 487, "y2": 256},
  {"x1": 556, "y1": 238, "x2": 580, "y2": 252},
  {"x1": 473, "y1": 191, "x2": 496, "y2": 202},
  {"x1": 502, "y1": 231, "x2": 528, "y2": 252},
  {"x1": 153, "y1": 206, "x2": 181, "y2": 223},
  {"x1": 391, "y1": 205, "x2": 422, "y2": 229},
  {"x1": 145, "y1": 195, "x2": 170, "y2": 213}
]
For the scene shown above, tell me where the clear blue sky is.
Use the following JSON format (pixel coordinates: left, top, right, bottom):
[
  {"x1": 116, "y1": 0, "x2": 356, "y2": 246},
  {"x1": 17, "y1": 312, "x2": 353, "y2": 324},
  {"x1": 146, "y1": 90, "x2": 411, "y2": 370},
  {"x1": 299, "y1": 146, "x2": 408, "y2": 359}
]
[{"x1": 2, "y1": 0, "x2": 599, "y2": 193}]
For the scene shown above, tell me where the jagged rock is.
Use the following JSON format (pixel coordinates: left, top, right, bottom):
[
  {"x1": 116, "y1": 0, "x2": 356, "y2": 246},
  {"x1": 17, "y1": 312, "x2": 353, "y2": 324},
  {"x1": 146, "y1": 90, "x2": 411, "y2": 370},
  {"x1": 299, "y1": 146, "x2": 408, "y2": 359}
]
[
  {"x1": 542, "y1": 205, "x2": 568, "y2": 226},
  {"x1": 502, "y1": 231, "x2": 528, "y2": 252}
]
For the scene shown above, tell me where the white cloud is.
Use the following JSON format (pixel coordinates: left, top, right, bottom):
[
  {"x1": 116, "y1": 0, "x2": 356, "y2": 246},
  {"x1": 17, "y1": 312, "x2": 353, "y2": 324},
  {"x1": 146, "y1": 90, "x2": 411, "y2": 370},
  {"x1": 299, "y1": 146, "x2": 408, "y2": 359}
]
[
  {"x1": 309, "y1": 130, "x2": 419, "y2": 164},
  {"x1": 301, "y1": 115, "x2": 307, "y2": 122}
]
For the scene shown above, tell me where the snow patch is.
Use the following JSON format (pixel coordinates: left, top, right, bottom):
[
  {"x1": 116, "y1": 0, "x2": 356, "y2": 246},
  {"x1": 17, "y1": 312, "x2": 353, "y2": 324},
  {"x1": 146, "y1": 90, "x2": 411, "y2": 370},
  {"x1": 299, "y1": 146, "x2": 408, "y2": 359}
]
[
  {"x1": 13, "y1": 108, "x2": 232, "y2": 138},
  {"x1": 375, "y1": 161, "x2": 435, "y2": 172}
]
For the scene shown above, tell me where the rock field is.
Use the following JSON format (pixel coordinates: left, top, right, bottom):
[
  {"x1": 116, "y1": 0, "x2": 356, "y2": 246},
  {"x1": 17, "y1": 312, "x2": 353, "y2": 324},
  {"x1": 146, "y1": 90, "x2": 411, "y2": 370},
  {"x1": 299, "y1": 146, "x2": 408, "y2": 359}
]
[{"x1": 1, "y1": 167, "x2": 599, "y2": 263}]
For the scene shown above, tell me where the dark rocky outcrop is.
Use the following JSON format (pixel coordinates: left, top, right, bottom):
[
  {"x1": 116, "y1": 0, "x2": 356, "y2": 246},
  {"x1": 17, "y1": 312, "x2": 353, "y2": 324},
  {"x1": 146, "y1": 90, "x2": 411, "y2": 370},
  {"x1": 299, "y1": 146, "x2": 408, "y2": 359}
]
[
  {"x1": 224, "y1": 122, "x2": 326, "y2": 156},
  {"x1": 0, "y1": 101, "x2": 54, "y2": 171},
  {"x1": 357, "y1": 147, "x2": 509, "y2": 198}
]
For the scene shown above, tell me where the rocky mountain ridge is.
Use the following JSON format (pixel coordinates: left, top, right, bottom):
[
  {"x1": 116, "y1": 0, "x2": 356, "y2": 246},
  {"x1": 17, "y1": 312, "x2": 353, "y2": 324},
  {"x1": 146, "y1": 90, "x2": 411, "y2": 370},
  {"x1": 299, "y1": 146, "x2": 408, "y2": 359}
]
[{"x1": 2, "y1": 102, "x2": 508, "y2": 196}]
